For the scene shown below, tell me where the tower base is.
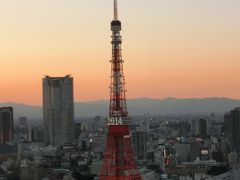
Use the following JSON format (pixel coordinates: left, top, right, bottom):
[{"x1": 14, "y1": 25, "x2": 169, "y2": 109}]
[{"x1": 99, "y1": 125, "x2": 142, "y2": 180}]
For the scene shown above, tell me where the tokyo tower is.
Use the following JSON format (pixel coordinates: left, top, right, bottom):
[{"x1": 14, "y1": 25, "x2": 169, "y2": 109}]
[{"x1": 99, "y1": 0, "x2": 142, "y2": 179}]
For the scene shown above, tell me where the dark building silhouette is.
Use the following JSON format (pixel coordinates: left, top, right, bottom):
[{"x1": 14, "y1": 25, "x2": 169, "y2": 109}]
[
  {"x1": 0, "y1": 107, "x2": 13, "y2": 144},
  {"x1": 223, "y1": 112, "x2": 231, "y2": 139},
  {"x1": 179, "y1": 121, "x2": 191, "y2": 138},
  {"x1": 199, "y1": 119, "x2": 207, "y2": 137},
  {"x1": 74, "y1": 122, "x2": 81, "y2": 140},
  {"x1": 190, "y1": 141, "x2": 201, "y2": 161},
  {"x1": 229, "y1": 107, "x2": 240, "y2": 155}
]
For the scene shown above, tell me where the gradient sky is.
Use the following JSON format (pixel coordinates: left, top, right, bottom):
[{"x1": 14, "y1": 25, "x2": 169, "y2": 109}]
[{"x1": 0, "y1": 0, "x2": 240, "y2": 105}]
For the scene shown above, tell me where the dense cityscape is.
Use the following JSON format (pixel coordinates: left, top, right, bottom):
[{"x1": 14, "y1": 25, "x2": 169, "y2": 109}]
[
  {"x1": 1, "y1": 0, "x2": 240, "y2": 180},
  {"x1": 2, "y1": 99, "x2": 240, "y2": 179}
]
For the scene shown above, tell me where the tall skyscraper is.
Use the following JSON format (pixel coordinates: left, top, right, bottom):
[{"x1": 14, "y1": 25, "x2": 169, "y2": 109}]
[
  {"x1": 192, "y1": 119, "x2": 207, "y2": 137},
  {"x1": 199, "y1": 119, "x2": 207, "y2": 137},
  {"x1": 0, "y1": 107, "x2": 13, "y2": 144},
  {"x1": 43, "y1": 75, "x2": 74, "y2": 146},
  {"x1": 223, "y1": 112, "x2": 231, "y2": 139},
  {"x1": 229, "y1": 107, "x2": 240, "y2": 155},
  {"x1": 132, "y1": 129, "x2": 147, "y2": 161},
  {"x1": 74, "y1": 122, "x2": 81, "y2": 140}
]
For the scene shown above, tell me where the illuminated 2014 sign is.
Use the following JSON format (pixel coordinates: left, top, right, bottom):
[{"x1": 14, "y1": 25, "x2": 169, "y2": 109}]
[{"x1": 107, "y1": 117, "x2": 123, "y2": 125}]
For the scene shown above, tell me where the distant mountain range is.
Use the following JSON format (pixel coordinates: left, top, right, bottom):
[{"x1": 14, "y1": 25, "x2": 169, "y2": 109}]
[{"x1": 1, "y1": 97, "x2": 240, "y2": 119}]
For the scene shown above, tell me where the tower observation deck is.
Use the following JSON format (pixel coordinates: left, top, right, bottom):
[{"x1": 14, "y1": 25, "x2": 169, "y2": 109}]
[{"x1": 99, "y1": 0, "x2": 142, "y2": 179}]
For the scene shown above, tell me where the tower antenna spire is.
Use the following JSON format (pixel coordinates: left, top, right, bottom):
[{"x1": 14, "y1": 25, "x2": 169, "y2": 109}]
[{"x1": 114, "y1": 0, "x2": 118, "y2": 20}]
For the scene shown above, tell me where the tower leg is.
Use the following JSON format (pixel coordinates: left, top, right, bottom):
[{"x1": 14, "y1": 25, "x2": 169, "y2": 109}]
[{"x1": 99, "y1": 125, "x2": 142, "y2": 180}]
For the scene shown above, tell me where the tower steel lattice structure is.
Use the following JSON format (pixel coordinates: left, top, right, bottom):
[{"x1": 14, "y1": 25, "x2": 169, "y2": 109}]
[{"x1": 99, "y1": 0, "x2": 142, "y2": 179}]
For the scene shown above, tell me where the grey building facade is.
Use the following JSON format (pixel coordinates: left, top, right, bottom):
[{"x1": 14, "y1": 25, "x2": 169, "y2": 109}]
[
  {"x1": 43, "y1": 75, "x2": 74, "y2": 146},
  {"x1": 132, "y1": 129, "x2": 147, "y2": 161}
]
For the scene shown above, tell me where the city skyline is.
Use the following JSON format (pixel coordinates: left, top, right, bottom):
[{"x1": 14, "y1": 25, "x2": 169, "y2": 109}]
[{"x1": 0, "y1": 0, "x2": 240, "y2": 105}]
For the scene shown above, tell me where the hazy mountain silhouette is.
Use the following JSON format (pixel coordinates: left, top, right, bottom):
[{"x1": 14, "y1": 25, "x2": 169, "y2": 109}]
[{"x1": 1, "y1": 97, "x2": 240, "y2": 119}]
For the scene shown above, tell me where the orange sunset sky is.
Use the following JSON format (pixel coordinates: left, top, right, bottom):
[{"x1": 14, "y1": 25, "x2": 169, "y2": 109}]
[{"x1": 0, "y1": 0, "x2": 240, "y2": 105}]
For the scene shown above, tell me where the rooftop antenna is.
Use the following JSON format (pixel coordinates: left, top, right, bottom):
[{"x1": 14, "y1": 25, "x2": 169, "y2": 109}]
[{"x1": 114, "y1": 0, "x2": 118, "y2": 20}]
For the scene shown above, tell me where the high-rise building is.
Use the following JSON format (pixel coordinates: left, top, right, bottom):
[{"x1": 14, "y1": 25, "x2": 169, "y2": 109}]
[
  {"x1": 223, "y1": 112, "x2": 231, "y2": 139},
  {"x1": 192, "y1": 119, "x2": 207, "y2": 137},
  {"x1": 43, "y1": 75, "x2": 74, "y2": 146},
  {"x1": 0, "y1": 107, "x2": 13, "y2": 144},
  {"x1": 199, "y1": 119, "x2": 207, "y2": 137},
  {"x1": 132, "y1": 129, "x2": 147, "y2": 161},
  {"x1": 190, "y1": 141, "x2": 201, "y2": 161},
  {"x1": 179, "y1": 121, "x2": 191, "y2": 138},
  {"x1": 229, "y1": 107, "x2": 240, "y2": 155},
  {"x1": 74, "y1": 122, "x2": 81, "y2": 140}
]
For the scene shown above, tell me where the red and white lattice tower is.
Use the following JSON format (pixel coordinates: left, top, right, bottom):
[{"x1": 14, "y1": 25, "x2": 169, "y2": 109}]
[{"x1": 99, "y1": 0, "x2": 142, "y2": 179}]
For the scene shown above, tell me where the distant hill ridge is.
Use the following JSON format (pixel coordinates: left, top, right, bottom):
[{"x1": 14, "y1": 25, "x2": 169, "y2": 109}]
[{"x1": 1, "y1": 97, "x2": 240, "y2": 119}]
